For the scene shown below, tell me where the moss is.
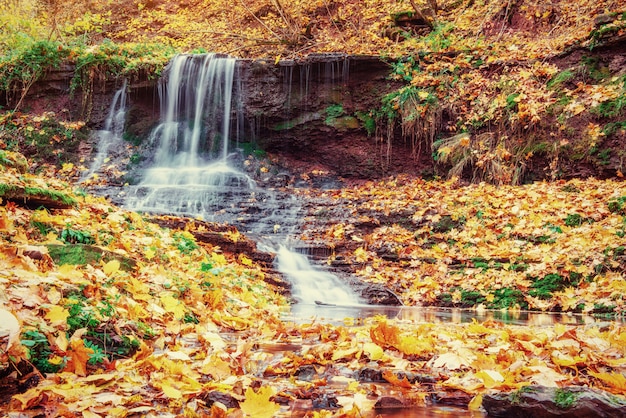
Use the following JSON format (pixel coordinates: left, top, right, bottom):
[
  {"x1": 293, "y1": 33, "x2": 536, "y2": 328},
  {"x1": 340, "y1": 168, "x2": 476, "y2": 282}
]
[
  {"x1": 326, "y1": 116, "x2": 359, "y2": 130},
  {"x1": 324, "y1": 103, "x2": 346, "y2": 126},
  {"x1": 46, "y1": 244, "x2": 136, "y2": 271},
  {"x1": 554, "y1": 388, "x2": 577, "y2": 409},
  {"x1": 489, "y1": 287, "x2": 528, "y2": 309},
  {"x1": 547, "y1": 70, "x2": 574, "y2": 89},
  {"x1": 0, "y1": 183, "x2": 77, "y2": 207}
]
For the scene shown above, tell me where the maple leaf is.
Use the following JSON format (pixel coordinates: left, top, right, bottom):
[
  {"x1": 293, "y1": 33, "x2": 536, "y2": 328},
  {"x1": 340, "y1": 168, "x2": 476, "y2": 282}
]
[
  {"x1": 65, "y1": 337, "x2": 94, "y2": 376},
  {"x1": 382, "y1": 369, "x2": 413, "y2": 388},
  {"x1": 103, "y1": 259, "x2": 120, "y2": 276},
  {"x1": 370, "y1": 320, "x2": 401, "y2": 349},
  {"x1": 240, "y1": 386, "x2": 280, "y2": 418},
  {"x1": 46, "y1": 305, "x2": 70, "y2": 326},
  {"x1": 160, "y1": 294, "x2": 186, "y2": 320}
]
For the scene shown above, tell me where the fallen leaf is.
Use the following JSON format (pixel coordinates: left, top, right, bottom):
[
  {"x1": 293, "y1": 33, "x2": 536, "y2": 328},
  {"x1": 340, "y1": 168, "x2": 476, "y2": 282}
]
[{"x1": 240, "y1": 386, "x2": 280, "y2": 418}]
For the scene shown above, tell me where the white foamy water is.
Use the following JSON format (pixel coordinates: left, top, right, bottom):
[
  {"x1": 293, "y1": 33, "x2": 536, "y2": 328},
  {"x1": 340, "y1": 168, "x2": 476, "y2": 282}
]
[
  {"x1": 276, "y1": 245, "x2": 361, "y2": 306},
  {"x1": 82, "y1": 79, "x2": 127, "y2": 180}
]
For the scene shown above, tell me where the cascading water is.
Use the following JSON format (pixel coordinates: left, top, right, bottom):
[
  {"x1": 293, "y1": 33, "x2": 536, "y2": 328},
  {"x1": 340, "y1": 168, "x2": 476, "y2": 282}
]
[
  {"x1": 124, "y1": 54, "x2": 256, "y2": 218},
  {"x1": 123, "y1": 53, "x2": 361, "y2": 312},
  {"x1": 82, "y1": 79, "x2": 128, "y2": 181}
]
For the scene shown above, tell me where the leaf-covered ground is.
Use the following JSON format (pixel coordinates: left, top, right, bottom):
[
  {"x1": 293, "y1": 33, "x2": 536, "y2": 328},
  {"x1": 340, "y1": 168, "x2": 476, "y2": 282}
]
[
  {"x1": 299, "y1": 176, "x2": 626, "y2": 316},
  {"x1": 2, "y1": 152, "x2": 626, "y2": 416}
]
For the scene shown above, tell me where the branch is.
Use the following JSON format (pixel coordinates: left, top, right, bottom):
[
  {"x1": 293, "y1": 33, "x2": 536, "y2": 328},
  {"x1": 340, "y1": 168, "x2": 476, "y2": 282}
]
[
  {"x1": 238, "y1": 0, "x2": 282, "y2": 41},
  {"x1": 409, "y1": 0, "x2": 436, "y2": 29}
]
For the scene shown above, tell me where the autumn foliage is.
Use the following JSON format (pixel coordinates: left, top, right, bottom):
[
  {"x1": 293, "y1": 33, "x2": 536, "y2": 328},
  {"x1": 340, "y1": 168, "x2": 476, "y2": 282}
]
[{"x1": 1, "y1": 0, "x2": 626, "y2": 416}]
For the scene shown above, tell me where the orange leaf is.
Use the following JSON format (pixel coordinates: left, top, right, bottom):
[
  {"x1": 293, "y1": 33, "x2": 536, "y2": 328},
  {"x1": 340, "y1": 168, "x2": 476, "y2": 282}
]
[
  {"x1": 382, "y1": 370, "x2": 413, "y2": 388},
  {"x1": 370, "y1": 320, "x2": 401, "y2": 349},
  {"x1": 65, "y1": 338, "x2": 94, "y2": 376}
]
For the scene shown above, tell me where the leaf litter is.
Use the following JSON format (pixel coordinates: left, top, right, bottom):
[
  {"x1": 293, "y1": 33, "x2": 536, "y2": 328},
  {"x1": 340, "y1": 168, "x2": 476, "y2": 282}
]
[{"x1": 1, "y1": 155, "x2": 626, "y2": 416}]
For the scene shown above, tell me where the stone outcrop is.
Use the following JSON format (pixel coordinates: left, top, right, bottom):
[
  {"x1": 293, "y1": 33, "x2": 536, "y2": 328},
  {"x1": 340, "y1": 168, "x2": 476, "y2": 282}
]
[
  {"x1": 482, "y1": 386, "x2": 626, "y2": 418},
  {"x1": 6, "y1": 54, "x2": 415, "y2": 181}
]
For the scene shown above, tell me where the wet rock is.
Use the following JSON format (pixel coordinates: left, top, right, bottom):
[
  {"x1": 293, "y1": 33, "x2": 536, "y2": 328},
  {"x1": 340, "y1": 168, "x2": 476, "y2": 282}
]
[
  {"x1": 432, "y1": 389, "x2": 473, "y2": 407},
  {"x1": 357, "y1": 367, "x2": 385, "y2": 383},
  {"x1": 360, "y1": 285, "x2": 403, "y2": 306},
  {"x1": 374, "y1": 396, "x2": 407, "y2": 410},
  {"x1": 199, "y1": 391, "x2": 240, "y2": 409},
  {"x1": 311, "y1": 393, "x2": 340, "y2": 409},
  {"x1": 294, "y1": 364, "x2": 318, "y2": 381},
  {"x1": 482, "y1": 386, "x2": 626, "y2": 418}
]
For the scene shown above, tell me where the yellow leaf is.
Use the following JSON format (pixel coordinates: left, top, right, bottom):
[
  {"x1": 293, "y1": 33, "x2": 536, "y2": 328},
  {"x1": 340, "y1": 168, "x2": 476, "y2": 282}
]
[
  {"x1": 46, "y1": 305, "x2": 69, "y2": 325},
  {"x1": 468, "y1": 394, "x2": 483, "y2": 411},
  {"x1": 589, "y1": 371, "x2": 626, "y2": 393},
  {"x1": 144, "y1": 247, "x2": 156, "y2": 260},
  {"x1": 160, "y1": 295, "x2": 186, "y2": 320},
  {"x1": 363, "y1": 342, "x2": 383, "y2": 360},
  {"x1": 240, "y1": 386, "x2": 280, "y2": 418},
  {"x1": 0, "y1": 309, "x2": 20, "y2": 349},
  {"x1": 354, "y1": 247, "x2": 369, "y2": 263},
  {"x1": 103, "y1": 259, "x2": 120, "y2": 276},
  {"x1": 274, "y1": 54, "x2": 281, "y2": 65},
  {"x1": 475, "y1": 370, "x2": 504, "y2": 389},
  {"x1": 161, "y1": 382, "x2": 183, "y2": 399},
  {"x1": 239, "y1": 254, "x2": 253, "y2": 266}
]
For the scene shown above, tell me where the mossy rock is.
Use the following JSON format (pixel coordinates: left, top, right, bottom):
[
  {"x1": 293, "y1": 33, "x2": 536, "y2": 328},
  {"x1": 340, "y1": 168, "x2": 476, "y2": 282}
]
[
  {"x1": 325, "y1": 116, "x2": 360, "y2": 130},
  {"x1": 0, "y1": 184, "x2": 76, "y2": 209},
  {"x1": 46, "y1": 244, "x2": 136, "y2": 271},
  {"x1": 483, "y1": 386, "x2": 626, "y2": 417}
]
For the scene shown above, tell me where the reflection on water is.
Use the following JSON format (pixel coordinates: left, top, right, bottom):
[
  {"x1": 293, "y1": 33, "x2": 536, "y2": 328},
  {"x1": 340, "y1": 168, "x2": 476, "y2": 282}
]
[
  {"x1": 286, "y1": 303, "x2": 613, "y2": 327},
  {"x1": 365, "y1": 406, "x2": 479, "y2": 418}
]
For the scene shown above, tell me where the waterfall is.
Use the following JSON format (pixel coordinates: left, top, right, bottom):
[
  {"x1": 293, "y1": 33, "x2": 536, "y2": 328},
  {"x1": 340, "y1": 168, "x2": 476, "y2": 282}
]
[
  {"x1": 123, "y1": 53, "x2": 361, "y2": 313},
  {"x1": 124, "y1": 54, "x2": 253, "y2": 218},
  {"x1": 82, "y1": 79, "x2": 127, "y2": 180},
  {"x1": 275, "y1": 246, "x2": 360, "y2": 307}
]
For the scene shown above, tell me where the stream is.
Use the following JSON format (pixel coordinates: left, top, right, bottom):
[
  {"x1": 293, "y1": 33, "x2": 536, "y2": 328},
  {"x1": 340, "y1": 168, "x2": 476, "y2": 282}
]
[{"x1": 83, "y1": 53, "x2": 610, "y2": 417}]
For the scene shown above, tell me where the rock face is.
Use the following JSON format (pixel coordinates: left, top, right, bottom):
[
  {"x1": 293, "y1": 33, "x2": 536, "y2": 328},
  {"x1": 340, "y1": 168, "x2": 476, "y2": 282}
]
[
  {"x1": 8, "y1": 54, "x2": 417, "y2": 180},
  {"x1": 238, "y1": 54, "x2": 413, "y2": 178},
  {"x1": 482, "y1": 386, "x2": 626, "y2": 418}
]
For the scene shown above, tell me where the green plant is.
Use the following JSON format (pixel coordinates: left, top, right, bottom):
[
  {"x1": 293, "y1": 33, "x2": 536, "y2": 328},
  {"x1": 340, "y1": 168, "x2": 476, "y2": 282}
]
[
  {"x1": 0, "y1": 40, "x2": 69, "y2": 110},
  {"x1": 60, "y1": 227, "x2": 95, "y2": 244},
  {"x1": 529, "y1": 274, "x2": 573, "y2": 300},
  {"x1": 355, "y1": 111, "x2": 377, "y2": 136},
  {"x1": 20, "y1": 329, "x2": 63, "y2": 374},
  {"x1": 70, "y1": 41, "x2": 175, "y2": 93},
  {"x1": 591, "y1": 95, "x2": 626, "y2": 118},
  {"x1": 554, "y1": 388, "x2": 577, "y2": 409},
  {"x1": 174, "y1": 232, "x2": 199, "y2": 255},
  {"x1": 84, "y1": 339, "x2": 107, "y2": 365},
  {"x1": 123, "y1": 132, "x2": 143, "y2": 146},
  {"x1": 608, "y1": 196, "x2": 626, "y2": 214},
  {"x1": 564, "y1": 213, "x2": 594, "y2": 228},
  {"x1": 324, "y1": 103, "x2": 344, "y2": 124},
  {"x1": 66, "y1": 294, "x2": 100, "y2": 332},
  {"x1": 603, "y1": 121, "x2": 626, "y2": 136},
  {"x1": 489, "y1": 287, "x2": 528, "y2": 309},
  {"x1": 423, "y1": 22, "x2": 453, "y2": 52}
]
